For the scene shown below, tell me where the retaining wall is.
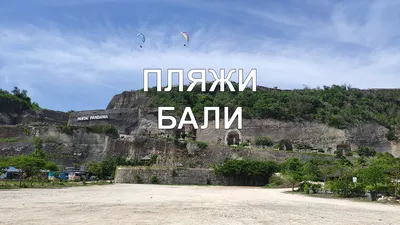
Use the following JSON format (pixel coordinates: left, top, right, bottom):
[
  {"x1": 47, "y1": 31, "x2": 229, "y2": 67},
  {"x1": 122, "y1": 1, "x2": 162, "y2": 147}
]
[{"x1": 115, "y1": 167, "x2": 226, "y2": 185}]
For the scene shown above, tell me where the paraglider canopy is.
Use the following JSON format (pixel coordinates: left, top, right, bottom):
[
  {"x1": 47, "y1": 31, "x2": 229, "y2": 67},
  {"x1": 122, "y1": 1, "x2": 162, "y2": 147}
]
[
  {"x1": 181, "y1": 32, "x2": 189, "y2": 46},
  {"x1": 137, "y1": 33, "x2": 145, "y2": 48}
]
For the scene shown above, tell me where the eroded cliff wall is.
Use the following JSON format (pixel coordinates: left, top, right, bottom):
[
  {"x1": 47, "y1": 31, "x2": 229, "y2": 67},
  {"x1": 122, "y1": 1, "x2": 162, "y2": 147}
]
[{"x1": 66, "y1": 90, "x2": 400, "y2": 157}]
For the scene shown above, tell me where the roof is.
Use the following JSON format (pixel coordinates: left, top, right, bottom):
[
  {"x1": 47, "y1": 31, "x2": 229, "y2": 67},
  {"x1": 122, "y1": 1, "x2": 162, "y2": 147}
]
[
  {"x1": 141, "y1": 155, "x2": 151, "y2": 160},
  {"x1": 5, "y1": 166, "x2": 20, "y2": 172}
]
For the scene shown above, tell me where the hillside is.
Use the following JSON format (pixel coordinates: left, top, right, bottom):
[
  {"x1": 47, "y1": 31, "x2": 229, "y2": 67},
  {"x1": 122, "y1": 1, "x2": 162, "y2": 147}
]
[
  {"x1": 1, "y1": 84, "x2": 400, "y2": 167},
  {"x1": 143, "y1": 83, "x2": 400, "y2": 140},
  {"x1": 0, "y1": 87, "x2": 68, "y2": 125}
]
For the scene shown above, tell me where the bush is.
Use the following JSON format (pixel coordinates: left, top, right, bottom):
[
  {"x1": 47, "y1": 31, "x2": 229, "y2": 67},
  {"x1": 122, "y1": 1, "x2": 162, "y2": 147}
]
[
  {"x1": 151, "y1": 176, "x2": 158, "y2": 184},
  {"x1": 239, "y1": 142, "x2": 250, "y2": 148},
  {"x1": 134, "y1": 175, "x2": 142, "y2": 184},
  {"x1": 196, "y1": 141, "x2": 208, "y2": 149},
  {"x1": 386, "y1": 129, "x2": 399, "y2": 141},
  {"x1": 299, "y1": 182, "x2": 321, "y2": 194},
  {"x1": 356, "y1": 146, "x2": 377, "y2": 157},
  {"x1": 265, "y1": 174, "x2": 284, "y2": 187},
  {"x1": 326, "y1": 180, "x2": 365, "y2": 197},
  {"x1": 255, "y1": 136, "x2": 273, "y2": 147},
  {"x1": 334, "y1": 150, "x2": 343, "y2": 158},
  {"x1": 0, "y1": 138, "x2": 18, "y2": 143},
  {"x1": 212, "y1": 159, "x2": 280, "y2": 185}
]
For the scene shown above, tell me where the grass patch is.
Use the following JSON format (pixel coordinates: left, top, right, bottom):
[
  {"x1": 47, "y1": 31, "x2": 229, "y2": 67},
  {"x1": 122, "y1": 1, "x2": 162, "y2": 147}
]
[{"x1": 0, "y1": 137, "x2": 18, "y2": 143}]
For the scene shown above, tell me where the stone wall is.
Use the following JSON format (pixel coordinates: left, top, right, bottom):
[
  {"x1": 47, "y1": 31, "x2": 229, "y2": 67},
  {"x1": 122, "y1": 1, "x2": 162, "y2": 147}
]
[{"x1": 115, "y1": 167, "x2": 225, "y2": 185}]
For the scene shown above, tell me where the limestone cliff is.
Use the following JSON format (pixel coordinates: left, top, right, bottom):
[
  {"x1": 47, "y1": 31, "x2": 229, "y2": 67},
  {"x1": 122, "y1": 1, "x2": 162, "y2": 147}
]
[
  {"x1": 0, "y1": 124, "x2": 337, "y2": 167},
  {"x1": 71, "y1": 90, "x2": 400, "y2": 156},
  {"x1": 1, "y1": 88, "x2": 399, "y2": 168},
  {"x1": 0, "y1": 95, "x2": 68, "y2": 125}
]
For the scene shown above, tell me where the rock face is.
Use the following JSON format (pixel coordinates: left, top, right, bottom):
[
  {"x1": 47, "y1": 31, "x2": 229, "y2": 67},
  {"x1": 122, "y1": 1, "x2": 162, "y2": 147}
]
[
  {"x1": 196, "y1": 119, "x2": 398, "y2": 156},
  {"x1": 0, "y1": 124, "x2": 337, "y2": 167},
  {"x1": 69, "y1": 91, "x2": 178, "y2": 137},
  {"x1": 0, "y1": 105, "x2": 68, "y2": 126},
  {"x1": 1, "y1": 89, "x2": 399, "y2": 168},
  {"x1": 106, "y1": 91, "x2": 149, "y2": 110},
  {"x1": 66, "y1": 90, "x2": 400, "y2": 157}
]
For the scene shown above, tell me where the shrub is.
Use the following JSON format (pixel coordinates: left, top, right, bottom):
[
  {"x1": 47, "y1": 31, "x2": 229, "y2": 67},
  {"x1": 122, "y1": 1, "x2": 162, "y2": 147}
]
[
  {"x1": 151, "y1": 176, "x2": 158, "y2": 184},
  {"x1": 255, "y1": 136, "x2": 273, "y2": 147},
  {"x1": 134, "y1": 174, "x2": 142, "y2": 184},
  {"x1": 268, "y1": 174, "x2": 284, "y2": 186},
  {"x1": 239, "y1": 142, "x2": 249, "y2": 148},
  {"x1": 334, "y1": 150, "x2": 343, "y2": 158},
  {"x1": 356, "y1": 146, "x2": 377, "y2": 157},
  {"x1": 299, "y1": 182, "x2": 322, "y2": 194},
  {"x1": 326, "y1": 180, "x2": 365, "y2": 197},
  {"x1": 196, "y1": 141, "x2": 208, "y2": 149},
  {"x1": 386, "y1": 129, "x2": 399, "y2": 141},
  {"x1": 212, "y1": 159, "x2": 280, "y2": 185},
  {"x1": 0, "y1": 138, "x2": 18, "y2": 143}
]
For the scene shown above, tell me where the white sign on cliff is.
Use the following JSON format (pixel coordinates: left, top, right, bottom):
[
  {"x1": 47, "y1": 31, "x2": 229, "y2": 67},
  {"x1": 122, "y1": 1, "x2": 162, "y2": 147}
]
[{"x1": 77, "y1": 115, "x2": 109, "y2": 121}]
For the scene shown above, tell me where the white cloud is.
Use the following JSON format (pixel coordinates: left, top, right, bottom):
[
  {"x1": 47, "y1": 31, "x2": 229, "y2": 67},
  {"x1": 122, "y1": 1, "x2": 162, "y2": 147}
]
[{"x1": 0, "y1": 0, "x2": 398, "y2": 110}]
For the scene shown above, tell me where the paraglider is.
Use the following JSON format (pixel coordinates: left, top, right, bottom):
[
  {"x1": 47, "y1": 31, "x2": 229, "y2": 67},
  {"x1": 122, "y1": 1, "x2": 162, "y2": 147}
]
[
  {"x1": 181, "y1": 32, "x2": 189, "y2": 46},
  {"x1": 137, "y1": 33, "x2": 145, "y2": 48}
]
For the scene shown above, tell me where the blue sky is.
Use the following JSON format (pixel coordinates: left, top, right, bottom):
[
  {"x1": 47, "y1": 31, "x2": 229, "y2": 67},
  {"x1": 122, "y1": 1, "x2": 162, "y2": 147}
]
[{"x1": 0, "y1": 0, "x2": 399, "y2": 111}]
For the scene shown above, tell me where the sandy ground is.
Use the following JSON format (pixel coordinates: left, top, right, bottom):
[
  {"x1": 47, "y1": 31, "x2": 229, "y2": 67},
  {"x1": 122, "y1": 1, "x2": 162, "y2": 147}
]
[{"x1": 0, "y1": 184, "x2": 399, "y2": 225}]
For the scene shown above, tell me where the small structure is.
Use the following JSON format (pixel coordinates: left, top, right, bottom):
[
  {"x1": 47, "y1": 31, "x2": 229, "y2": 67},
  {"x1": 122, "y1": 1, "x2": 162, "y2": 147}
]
[
  {"x1": 0, "y1": 166, "x2": 22, "y2": 179},
  {"x1": 141, "y1": 155, "x2": 151, "y2": 162},
  {"x1": 59, "y1": 166, "x2": 88, "y2": 181},
  {"x1": 39, "y1": 169, "x2": 50, "y2": 180},
  {"x1": 48, "y1": 171, "x2": 56, "y2": 180}
]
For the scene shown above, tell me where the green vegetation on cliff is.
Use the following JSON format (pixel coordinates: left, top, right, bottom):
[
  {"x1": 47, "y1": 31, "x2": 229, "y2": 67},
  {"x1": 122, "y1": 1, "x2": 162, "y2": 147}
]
[
  {"x1": 0, "y1": 87, "x2": 40, "y2": 110},
  {"x1": 146, "y1": 83, "x2": 399, "y2": 138}
]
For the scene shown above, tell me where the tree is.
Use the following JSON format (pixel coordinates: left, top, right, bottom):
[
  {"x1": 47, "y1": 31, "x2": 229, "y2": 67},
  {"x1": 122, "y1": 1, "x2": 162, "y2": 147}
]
[
  {"x1": 372, "y1": 153, "x2": 400, "y2": 197},
  {"x1": 389, "y1": 158, "x2": 400, "y2": 197},
  {"x1": 31, "y1": 137, "x2": 47, "y2": 160},
  {"x1": 301, "y1": 160, "x2": 321, "y2": 181},
  {"x1": 358, "y1": 160, "x2": 388, "y2": 191},
  {"x1": 333, "y1": 158, "x2": 353, "y2": 181},
  {"x1": 317, "y1": 161, "x2": 335, "y2": 193},
  {"x1": 356, "y1": 146, "x2": 377, "y2": 157},
  {"x1": 282, "y1": 158, "x2": 303, "y2": 191},
  {"x1": 283, "y1": 172, "x2": 303, "y2": 191},
  {"x1": 0, "y1": 157, "x2": 10, "y2": 184},
  {"x1": 12, "y1": 155, "x2": 46, "y2": 187},
  {"x1": 87, "y1": 162, "x2": 102, "y2": 183},
  {"x1": 11, "y1": 86, "x2": 31, "y2": 103},
  {"x1": 100, "y1": 158, "x2": 118, "y2": 180}
]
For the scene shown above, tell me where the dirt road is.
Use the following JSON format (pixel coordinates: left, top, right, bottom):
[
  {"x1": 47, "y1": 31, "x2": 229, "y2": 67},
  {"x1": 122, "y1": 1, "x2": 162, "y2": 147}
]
[{"x1": 0, "y1": 184, "x2": 399, "y2": 225}]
